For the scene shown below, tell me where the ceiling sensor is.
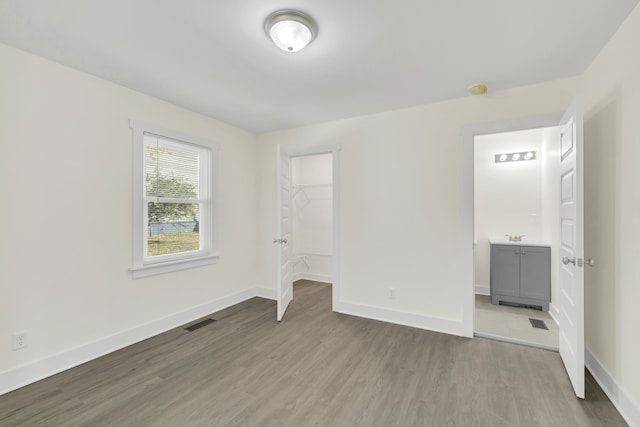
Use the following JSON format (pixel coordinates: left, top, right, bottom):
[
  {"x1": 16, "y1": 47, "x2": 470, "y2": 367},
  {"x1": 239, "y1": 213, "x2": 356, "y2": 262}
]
[{"x1": 468, "y1": 84, "x2": 488, "y2": 95}]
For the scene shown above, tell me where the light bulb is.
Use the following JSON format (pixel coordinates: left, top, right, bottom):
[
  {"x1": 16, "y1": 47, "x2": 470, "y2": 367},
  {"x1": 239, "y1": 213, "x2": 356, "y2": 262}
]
[
  {"x1": 512, "y1": 153, "x2": 521, "y2": 161},
  {"x1": 270, "y1": 20, "x2": 312, "y2": 52},
  {"x1": 524, "y1": 152, "x2": 534, "y2": 160},
  {"x1": 499, "y1": 154, "x2": 507, "y2": 162}
]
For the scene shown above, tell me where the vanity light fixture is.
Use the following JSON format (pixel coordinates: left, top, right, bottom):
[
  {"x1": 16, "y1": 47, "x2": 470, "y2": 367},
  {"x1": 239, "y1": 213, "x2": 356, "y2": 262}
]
[
  {"x1": 495, "y1": 151, "x2": 537, "y2": 163},
  {"x1": 264, "y1": 10, "x2": 318, "y2": 52}
]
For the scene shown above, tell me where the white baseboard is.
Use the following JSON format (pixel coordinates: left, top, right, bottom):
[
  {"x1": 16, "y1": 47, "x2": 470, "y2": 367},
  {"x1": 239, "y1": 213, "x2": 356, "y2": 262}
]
[
  {"x1": 548, "y1": 302, "x2": 560, "y2": 326},
  {"x1": 474, "y1": 331, "x2": 558, "y2": 352},
  {"x1": 334, "y1": 301, "x2": 466, "y2": 338},
  {"x1": 294, "y1": 272, "x2": 332, "y2": 284},
  {"x1": 254, "y1": 286, "x2": 277, "y2": 300},
  {"x1": 586, "y1": 348, "x2": 640, "y2": 427},
  {"x1": 475, "y1": 285, "x2": 490, "y2": 296},
  {"x1": 0, "y1": 287, "x2": 271, "y2": 396}
]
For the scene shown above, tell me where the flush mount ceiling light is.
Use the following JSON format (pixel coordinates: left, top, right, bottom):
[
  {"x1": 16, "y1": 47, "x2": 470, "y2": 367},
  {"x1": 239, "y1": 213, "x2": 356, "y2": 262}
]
[{"x1": 264, "y1": 9, "x2": 318, "y2": 53}]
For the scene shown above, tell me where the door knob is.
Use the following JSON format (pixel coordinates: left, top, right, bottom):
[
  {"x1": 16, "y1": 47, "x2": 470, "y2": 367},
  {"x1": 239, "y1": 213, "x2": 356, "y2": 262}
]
[
  {"x1": 585, "y1": 258, "x2": 596, "y2": 267},
  {"x1": 562, "y1": 256, "x2": 576, "y2": 265}
]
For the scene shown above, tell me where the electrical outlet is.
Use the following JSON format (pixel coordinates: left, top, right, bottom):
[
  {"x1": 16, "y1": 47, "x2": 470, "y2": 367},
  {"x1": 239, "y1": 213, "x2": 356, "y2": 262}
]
[
  {"x1": 12, "y1": 332, "x2": 28, "y2": 351},
  {"x1": 388, "y1": 288, "x2": 396, "y2": 299}
]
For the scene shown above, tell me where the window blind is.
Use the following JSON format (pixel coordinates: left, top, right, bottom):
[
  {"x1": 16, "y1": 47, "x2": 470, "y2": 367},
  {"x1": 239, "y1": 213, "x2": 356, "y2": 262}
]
[{"x1": 144, "y1": 134, "x2": 203, "y2": 257}]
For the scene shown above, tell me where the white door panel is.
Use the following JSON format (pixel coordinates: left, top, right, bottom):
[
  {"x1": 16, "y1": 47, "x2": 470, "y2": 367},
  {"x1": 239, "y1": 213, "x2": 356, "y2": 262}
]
[
  {"x1": 558, "y1": 97, "x2": 585, "y2": 399},
  {"x1": 276, "y1": 145, "x2": 293, "y2": 321}
]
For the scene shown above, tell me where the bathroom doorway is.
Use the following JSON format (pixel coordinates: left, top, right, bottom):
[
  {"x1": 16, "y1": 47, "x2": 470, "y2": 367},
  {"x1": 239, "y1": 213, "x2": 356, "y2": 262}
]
[{"x1": 473, "y1": 126, "x2": 561, "y2": 350}]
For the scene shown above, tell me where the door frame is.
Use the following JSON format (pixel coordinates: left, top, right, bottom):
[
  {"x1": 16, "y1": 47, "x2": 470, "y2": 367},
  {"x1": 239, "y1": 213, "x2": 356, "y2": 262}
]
[
  {"x1": 461, "y1": 113, "x2": 563, "y2": 337},
  {"x1": 284, "y1": 144, "x2": 341, "y2": 312}
]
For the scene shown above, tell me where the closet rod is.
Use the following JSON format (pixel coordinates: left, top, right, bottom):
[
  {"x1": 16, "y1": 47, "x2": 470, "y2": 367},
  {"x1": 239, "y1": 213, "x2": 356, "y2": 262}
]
[{"x1": 292, "y1": 183, "x2": 332, "y2": 188}]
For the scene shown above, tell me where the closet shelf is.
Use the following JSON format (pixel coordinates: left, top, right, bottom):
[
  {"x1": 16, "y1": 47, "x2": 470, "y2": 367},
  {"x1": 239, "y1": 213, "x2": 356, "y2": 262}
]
[
  {"x1": 293, "y1": 255, "x2": 311, "y2": 269},
  {"x1": 293, "y1": 184, "x2": 332, "y2": 189},
  {"x1": 294, "y1": 252, "x2": 332, "y2": 257},
  {"x1": 293, "y1": 184, "x2": 332, "y2": 209}
]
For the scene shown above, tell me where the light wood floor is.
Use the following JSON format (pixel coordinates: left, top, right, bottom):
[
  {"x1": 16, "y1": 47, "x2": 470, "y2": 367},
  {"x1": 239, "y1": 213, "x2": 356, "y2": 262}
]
[{"x1": 0, "y1": 281, "x2": 626, "y2": 426}]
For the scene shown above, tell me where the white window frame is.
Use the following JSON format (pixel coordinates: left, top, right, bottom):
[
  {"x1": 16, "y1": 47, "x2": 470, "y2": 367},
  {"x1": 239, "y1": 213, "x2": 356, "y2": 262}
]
[{"x1": 129, "y1": 120, "x2": 219, "y2": 279}]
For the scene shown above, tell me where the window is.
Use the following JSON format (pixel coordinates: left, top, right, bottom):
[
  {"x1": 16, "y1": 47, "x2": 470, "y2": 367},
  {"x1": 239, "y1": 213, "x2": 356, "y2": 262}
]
[{"x1": 130, "y1": 120, "x2": 218, "y2": 278}]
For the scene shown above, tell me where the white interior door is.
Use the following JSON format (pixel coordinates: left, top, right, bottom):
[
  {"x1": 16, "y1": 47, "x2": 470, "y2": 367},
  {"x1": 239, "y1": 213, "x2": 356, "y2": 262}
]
[
  {"x1": 276, "y1": 145, "x2": 293, "y2": 321},
  {"x1": 558, "y1": 98, "x2": 585, "y2": 399}
]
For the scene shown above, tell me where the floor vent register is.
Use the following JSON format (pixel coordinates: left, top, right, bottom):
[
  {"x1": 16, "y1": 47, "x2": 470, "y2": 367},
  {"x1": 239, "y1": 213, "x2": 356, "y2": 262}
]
[
  {"x1": 185, "y1": 318, "x2": 216, "y2": 332},
  {"x1": 528, "y1": 318, "x2": 548, "y2": 330}
]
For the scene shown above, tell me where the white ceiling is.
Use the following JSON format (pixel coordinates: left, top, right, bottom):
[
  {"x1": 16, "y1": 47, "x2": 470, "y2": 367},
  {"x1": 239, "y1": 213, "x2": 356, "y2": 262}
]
[{"x1": 1, "y1": 0, "x2": 638, "y2": 133}]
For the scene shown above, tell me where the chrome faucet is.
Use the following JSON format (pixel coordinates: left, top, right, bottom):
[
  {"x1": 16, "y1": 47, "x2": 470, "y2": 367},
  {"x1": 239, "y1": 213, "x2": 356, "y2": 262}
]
[{"x1": 506, "y1": 234, "x2": 525, "y2": 242}]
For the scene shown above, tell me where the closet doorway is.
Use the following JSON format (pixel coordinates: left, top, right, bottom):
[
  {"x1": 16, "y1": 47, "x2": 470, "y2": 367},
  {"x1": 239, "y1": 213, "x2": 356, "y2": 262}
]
[
  {"x1": 275, "y1": 144, "x2": 341, "y2": 320},
  {"x1": 291, "y1": 153, "x2": 333, "y2": 284}
]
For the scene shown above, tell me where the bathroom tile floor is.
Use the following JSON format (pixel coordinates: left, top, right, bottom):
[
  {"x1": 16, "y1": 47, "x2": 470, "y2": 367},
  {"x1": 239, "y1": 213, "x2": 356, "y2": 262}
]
[{"x1": 475, "y1": 295, "x2": 559, "y2": 350}]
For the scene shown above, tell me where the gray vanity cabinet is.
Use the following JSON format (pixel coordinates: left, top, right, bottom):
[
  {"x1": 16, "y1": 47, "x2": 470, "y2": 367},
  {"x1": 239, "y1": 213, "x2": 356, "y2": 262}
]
[{"x1": 490, "y1": 244, "x2": 551, "y2": 311}]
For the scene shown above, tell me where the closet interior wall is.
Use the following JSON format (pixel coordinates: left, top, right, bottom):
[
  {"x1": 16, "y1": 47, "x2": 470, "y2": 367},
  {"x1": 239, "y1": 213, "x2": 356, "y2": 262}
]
[{"x1": 291, "y1": 154, "x2": 333, "y2": 283}]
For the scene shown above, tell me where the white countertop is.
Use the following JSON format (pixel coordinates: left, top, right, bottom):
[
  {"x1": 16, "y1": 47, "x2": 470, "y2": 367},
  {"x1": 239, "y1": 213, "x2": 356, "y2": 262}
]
[{"x1": 489, "y1": 239, "x2": 551, "y2": 247}]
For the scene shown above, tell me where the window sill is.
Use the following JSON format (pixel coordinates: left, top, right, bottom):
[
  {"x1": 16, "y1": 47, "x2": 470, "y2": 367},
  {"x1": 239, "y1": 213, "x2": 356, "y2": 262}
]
[{"x1": 129, "y1": 254, "x2": 219, "y2": 279}]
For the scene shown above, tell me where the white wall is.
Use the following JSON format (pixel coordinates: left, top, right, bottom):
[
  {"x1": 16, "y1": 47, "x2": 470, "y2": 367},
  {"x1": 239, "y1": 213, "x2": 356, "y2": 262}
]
[
  {"x1": 0, "y1": 43, "x2": 259, "y2": 392},
  {"x1": 291, "y1": 154, "x2": 333, "y2": 283},
  {"x1": 581, "y1": 3, "x2": 640, "y2": 423},
  {"x1": 474, "y1": 129, "x2": 544, "y2": 291},
  {"x1": 257, "y1": 76, "x2": 580, "y2": 335}
]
